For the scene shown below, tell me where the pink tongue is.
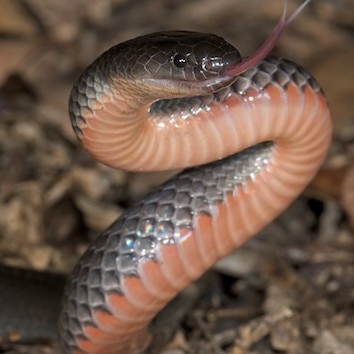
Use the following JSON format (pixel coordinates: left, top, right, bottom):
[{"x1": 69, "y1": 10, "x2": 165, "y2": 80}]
[{"x1": 225, "y1": 0, "x2": 311, "y2": 77}]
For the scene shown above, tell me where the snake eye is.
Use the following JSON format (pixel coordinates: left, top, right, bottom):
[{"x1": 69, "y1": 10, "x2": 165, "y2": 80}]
[{"x1": 172, "y1": 54, "x2": 187, "y2": 68}]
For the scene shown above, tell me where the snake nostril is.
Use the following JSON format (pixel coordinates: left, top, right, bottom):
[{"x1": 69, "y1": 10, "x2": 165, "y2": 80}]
[{"x1": 202, "y1": 57, "x2": 223, "y2": 74}]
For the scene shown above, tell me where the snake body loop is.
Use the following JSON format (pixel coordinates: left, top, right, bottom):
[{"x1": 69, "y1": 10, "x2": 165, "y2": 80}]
[{"x1": 59, "y1": 2, "x2": 332, "y2": 353}]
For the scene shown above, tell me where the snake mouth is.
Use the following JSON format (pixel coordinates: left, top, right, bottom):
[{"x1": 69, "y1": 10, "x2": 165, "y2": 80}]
[{"x1": 143, "y1": 75, "x2": 236, "y2": 96}]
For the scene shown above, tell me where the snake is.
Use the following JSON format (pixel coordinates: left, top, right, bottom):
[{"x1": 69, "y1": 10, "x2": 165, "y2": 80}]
[{"x1": 3, "y1": 0, "x2": 333, "y2": 353}]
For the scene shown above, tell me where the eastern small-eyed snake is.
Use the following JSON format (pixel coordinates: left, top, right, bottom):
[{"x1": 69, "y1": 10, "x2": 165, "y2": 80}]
[{"x1": 2, "y1": 1, "x2": 334, "y2": 353}]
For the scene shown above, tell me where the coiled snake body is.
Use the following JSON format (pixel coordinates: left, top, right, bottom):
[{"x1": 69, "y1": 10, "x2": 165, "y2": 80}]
[{"x1": 59, "y1": 1, "x2": 331, "y2": 353}]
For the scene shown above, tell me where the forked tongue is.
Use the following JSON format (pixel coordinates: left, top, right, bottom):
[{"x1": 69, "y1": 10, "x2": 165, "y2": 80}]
[{"x1": 225, "y1": 0, "x2": 311, "y2": 77}]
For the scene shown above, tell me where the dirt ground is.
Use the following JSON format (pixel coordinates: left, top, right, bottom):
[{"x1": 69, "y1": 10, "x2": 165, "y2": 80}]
[{"x1": 0, "y1": 0, "x2": 353, "y2": 353}]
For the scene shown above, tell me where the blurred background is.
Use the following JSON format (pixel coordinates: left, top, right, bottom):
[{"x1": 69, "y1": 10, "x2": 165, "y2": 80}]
[{"x1": 0, "y1": 0, "x2": 353, "y2": 353}]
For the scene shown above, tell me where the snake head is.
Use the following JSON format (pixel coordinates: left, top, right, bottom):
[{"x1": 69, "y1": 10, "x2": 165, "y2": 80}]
[
  {"x1": 139, "y1": 31, "x2": 242, "y2": 76},
  {"x1": 138, "y1": 31, "x2": 241, "y2": 94},
  {"x1": 99, "y1": 31, "x2": 241, "y2": 97}
]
